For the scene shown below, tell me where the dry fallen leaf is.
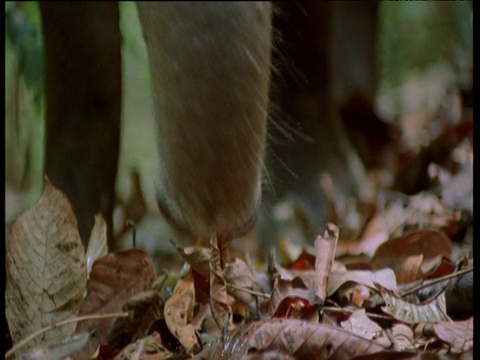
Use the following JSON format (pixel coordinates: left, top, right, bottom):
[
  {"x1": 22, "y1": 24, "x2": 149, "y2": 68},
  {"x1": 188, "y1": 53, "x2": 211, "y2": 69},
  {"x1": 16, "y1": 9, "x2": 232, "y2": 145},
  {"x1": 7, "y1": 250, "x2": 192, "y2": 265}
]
[
  {"x1": 76, "y1": 248, "x2": 157, "y2": 356},
  {"x1": 164, "y1": 268, "x2": 200, "y2": 355},
  {"x1": 378, "y1": 284, "x2": 449, "y2": 324},
  {"x1": 196, "y1": 318, "x2": 387, "y2": 359},
  {"x1": 107, "y1": 290, "x2": 165, "y2": 351},
  {"x1": 209, "y1": 234, "x2": 234, "y2": 332},
  {"x1": 6, "y1": 179, "x2": 87, "y2": 350}
]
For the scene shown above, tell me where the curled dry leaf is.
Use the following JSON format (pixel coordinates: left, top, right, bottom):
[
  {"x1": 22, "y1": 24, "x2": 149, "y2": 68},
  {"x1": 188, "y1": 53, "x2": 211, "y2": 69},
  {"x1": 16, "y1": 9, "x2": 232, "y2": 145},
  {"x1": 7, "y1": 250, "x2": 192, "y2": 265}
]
[
  {"x1": 209, "y1": 234, "x2": 233, "y2": 332},
  {"x1": 164, "y1": 268, "x2": 200, "y2": 355},
  {"x1": 378, "y1": 284, "x2": 449, "y2": 324},
  {"x1": 6, "y1": 179, "x2": 87, "y2": 349},
  {"x1": 314, "y1": 223, "x2": 339, "y2": 302},
  {"x1": 76, "y1": 249, "x2": 157, "y2": 356}
]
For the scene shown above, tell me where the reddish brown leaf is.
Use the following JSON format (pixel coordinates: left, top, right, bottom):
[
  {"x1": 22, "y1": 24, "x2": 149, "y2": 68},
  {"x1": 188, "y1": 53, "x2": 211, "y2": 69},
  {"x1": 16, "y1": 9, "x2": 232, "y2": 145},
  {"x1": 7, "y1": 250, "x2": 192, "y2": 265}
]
[
  {"x1": 107, "y1": 291, "x2": 164, "y2": 351},
  {"x1": 371, "y1": 229, "x2": 452, "y2": 272},
  {"x1": 397, "y1": 254, "x2": 424, "y2": 284},
  {"x1": 76, "y1": 249, "x2": 157, "y2": 356}
]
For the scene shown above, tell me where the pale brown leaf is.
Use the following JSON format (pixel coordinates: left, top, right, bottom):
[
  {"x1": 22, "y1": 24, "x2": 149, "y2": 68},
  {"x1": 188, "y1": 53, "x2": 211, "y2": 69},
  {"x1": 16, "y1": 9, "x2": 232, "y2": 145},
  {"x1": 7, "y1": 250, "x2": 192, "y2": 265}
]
[
  {"x1": 340, "y1": 309, "x2": 391, "y2": 347},
  {"x1": 209, "y1": 234, "x2": 233, "y2": 332},
  {"x1": 85, "y1": 213, "x2": 108, "y2": 276},
  {"x1": 6, "y1": 179, "x2": 87, "y2": 349},
  {"x1": 224, "y1": 257, "x2": 263, "y2": 314},
  {"x1": 433, "y1": 317, "x2": 473, "y2": 354},
  {"x1": 12, "y1": 332, "x2": 90, "y2": 360},
  {"x1": 328, "y1": 268, "x2": 398, "y2": 296},
  {"x1": 314, "y1": 223, "x2": 339, "y2": 302},
  {"x1": 391, "y1": 324, "x2": 415, "y2": 351},
  {"x1": 76, "y1": 249, "x2": 157, "y2": 356},
  {"x1": 164, "y1": 268, "x2": 200, "y2": 354},
  {"x1": 397, "y1": 254, "x2": 424, "y2": 284},
  {"x1": 113, "y1": 331, "x2": 173, "y2": 360},
  {"x1": 176, "y1": 245, "x2": 211, "y2": 278}
]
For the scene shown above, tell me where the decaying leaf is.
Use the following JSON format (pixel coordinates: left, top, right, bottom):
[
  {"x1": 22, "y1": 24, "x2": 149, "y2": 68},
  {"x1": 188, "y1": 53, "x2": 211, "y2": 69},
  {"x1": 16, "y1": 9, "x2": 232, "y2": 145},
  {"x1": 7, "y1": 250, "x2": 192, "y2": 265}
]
[
  {"x1": 108, "y1": 290, "x2": 165, "y2": 351},
  {"x1": 164, "y1": 268, "x2": 200, "y2": 355},
  {"x1": 76, "y1": 248, "x2": 157, "y2": 356},
  {"x1": 6, "y1": 179, "x2": 87, "y2": 349}
]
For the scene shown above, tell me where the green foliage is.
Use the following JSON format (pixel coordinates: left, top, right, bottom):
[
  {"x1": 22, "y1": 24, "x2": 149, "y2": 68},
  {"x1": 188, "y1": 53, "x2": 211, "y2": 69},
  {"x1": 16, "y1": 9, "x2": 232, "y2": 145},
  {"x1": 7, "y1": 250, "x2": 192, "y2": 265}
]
[
  {"x1": 378, "y1": 1, "x2": 472, "y2": 88},
  {"x1": 5, "y1": 2, "x2": 44, "y2": 113}
]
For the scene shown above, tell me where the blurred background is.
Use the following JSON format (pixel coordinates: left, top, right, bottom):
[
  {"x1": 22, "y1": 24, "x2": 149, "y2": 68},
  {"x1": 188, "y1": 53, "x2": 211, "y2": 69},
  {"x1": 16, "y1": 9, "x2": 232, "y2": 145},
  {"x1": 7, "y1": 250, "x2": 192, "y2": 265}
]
[{"x1": 5, "y1": 2, "x2": 473, "y2": 256}]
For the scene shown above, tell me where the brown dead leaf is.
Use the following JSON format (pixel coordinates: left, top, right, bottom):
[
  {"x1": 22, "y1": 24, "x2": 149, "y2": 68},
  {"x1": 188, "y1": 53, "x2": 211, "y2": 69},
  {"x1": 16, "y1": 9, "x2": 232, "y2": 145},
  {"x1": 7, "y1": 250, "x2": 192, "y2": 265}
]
[
  {"x1": 209, "y1": 234, "x2": 233, "y2": 332},
  {"x1": 6, "y1": 179, "x2": 87, "y2": 349},
  {"x1": 328, "y1": 268, "x2": 398, "y2": 297},
  {"x1": 314, "y1": 223, "x2": 339, "y2": 302},
  {"x1": 76, "y1": 249, "x2": 157, "y2": 356},
  {"x1": 397, "y1": 254, "x2": 424, "y2": 284},
  {"x1": 199, "y1": 318, "x2": 387, "y2": 359},
  {"x1": 371, "y1": 229, "x2": 452, "y2": 272},
  {"x1": 107, "y1": 291, "x2": 164, "y2": 351},
  {"x1": 224, "y1": 257, "x2": 264, "y2": 314},
  {"x1": 113, "y1": 331, "x2": 173, "y2": 360},
  {"x1": 164, "y1": 268, "x2": 200, "y2": 354},
  {"x1": 176, "y1": 244, "x2": 211, "y2": 278},
  {"x1": 267, "y1": 275, "x2": 318, "y2": 319}
]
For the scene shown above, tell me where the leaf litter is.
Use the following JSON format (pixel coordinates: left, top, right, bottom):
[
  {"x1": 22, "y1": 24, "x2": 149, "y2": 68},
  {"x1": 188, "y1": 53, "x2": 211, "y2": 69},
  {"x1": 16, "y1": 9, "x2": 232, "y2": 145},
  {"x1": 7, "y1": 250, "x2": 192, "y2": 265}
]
[{"x1": 5, "y1": 92, "x2": 473, "y2": 359}]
